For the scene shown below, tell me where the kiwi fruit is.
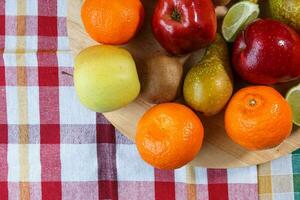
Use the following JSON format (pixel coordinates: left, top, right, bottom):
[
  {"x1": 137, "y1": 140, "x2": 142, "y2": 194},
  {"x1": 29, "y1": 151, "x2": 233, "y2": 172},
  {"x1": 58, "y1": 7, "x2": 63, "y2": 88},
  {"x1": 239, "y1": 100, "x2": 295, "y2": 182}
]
[{"x1": 141, "y1": 55, "x2": 184, "y2": 104}]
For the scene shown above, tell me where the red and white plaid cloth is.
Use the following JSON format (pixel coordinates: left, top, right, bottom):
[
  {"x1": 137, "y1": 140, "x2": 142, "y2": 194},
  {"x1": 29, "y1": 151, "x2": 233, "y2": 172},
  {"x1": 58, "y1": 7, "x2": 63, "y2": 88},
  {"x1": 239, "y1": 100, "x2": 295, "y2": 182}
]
[{"x1": 0, "y1": 0, "x2": 258, "y2": 199}]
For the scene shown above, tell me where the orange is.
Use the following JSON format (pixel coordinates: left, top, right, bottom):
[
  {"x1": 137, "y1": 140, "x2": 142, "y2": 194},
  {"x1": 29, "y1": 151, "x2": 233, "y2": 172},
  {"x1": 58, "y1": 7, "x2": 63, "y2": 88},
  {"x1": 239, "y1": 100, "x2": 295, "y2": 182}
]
[
  {"x1": 225, "y1": 86, "x2": 293, "y2": 150},
  {"x1": 81, "y1": 0, "x2": 144, "y2": 45},
  {"x1": 136, "y1": 103, "x2": 204, "y2": 169}
]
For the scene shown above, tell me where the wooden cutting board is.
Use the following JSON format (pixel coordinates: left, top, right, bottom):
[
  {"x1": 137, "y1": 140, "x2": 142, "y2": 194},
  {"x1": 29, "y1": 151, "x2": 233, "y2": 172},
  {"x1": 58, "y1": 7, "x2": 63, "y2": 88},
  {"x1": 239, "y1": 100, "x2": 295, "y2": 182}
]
[{"x1": 67, "y1": 0, "x2": 300, "y2": 168}]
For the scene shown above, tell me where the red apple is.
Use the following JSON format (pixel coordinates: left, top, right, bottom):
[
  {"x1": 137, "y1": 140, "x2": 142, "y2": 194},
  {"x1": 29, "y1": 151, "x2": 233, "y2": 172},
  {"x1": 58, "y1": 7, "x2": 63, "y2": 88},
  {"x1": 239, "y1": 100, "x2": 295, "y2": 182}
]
[
  {"x1": 152, "y1": 0, "x2": 217, "y2": 55},
  {"x1": 232, "y1": 19, "x2": 300, "y2": 84}
]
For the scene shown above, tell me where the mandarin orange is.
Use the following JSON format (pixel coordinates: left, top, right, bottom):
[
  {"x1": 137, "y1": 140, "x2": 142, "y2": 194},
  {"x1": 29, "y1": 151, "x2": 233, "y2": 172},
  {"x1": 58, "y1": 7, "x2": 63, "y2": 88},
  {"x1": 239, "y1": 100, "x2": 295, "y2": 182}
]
[
  {"x1": 81, "y1": 0, "x2": 144, "y2": 45},
  {"x1": 225, "y1": 86, "x2": 293, "y2": 150},
  {"x1": 136, "y1": 103, "x2": 204, "y2": 169}
]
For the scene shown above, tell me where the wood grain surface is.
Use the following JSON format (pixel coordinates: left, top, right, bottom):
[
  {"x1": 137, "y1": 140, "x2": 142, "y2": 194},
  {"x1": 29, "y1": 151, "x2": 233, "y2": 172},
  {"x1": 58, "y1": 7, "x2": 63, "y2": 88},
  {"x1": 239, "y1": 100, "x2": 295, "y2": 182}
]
[{"x1": 67, "y1": 0, "x2": 300, "y2": 168}]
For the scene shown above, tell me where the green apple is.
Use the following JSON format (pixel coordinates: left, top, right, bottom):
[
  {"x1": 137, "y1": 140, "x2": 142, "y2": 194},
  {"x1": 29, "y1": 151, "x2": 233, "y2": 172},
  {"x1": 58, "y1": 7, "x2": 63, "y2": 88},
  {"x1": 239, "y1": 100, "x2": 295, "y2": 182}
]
[{"x1": 74, "y1": 45, "x2": 140, "y2": 113}]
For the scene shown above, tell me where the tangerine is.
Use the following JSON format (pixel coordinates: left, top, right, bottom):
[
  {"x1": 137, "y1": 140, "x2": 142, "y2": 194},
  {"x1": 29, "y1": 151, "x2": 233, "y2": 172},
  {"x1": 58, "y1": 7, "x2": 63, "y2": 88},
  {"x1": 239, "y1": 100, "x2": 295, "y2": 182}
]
[
  {"x1": 136, "y1": 103, "x2": 204, "y2": 169},
  {"x1": 81, "y1": 0, "x2": 144, "y2": 45},
  {"x1": 225, "y1": 86, "x2": 293, "y2": 150}
]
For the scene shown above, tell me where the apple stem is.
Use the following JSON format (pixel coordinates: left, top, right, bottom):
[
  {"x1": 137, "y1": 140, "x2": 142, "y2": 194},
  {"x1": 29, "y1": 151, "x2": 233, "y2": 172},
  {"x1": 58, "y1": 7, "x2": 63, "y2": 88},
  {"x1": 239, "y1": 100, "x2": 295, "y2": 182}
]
[
  {"x1": 171, "y1": 8, "x2": 181, "y2": 22},
  {"x1": 62, "y1": 71, "x2": 73, "y2": 77}
]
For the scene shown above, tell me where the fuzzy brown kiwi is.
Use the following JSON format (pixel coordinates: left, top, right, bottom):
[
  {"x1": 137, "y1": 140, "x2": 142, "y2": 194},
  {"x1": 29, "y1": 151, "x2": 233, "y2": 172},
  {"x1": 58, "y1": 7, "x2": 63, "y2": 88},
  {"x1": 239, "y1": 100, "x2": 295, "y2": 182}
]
[{"x1": 140, "y1": 55, "x2": 188, "y2": 104}]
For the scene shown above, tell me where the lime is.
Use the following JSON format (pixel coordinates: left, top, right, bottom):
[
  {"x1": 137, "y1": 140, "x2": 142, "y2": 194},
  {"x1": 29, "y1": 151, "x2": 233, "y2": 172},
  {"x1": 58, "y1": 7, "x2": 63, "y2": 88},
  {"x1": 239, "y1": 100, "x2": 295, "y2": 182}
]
[
  {"x1": 222, "y1": 1, "x2": 260, "y2": 42},
  {"x1": 286, "y1": 84, "x2": 300, "y2": 126}
]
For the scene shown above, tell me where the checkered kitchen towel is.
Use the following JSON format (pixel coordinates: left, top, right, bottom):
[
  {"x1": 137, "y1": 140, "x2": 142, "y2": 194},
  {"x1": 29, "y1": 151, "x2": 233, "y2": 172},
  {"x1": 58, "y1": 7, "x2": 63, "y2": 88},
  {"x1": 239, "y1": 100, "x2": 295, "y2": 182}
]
[
  {"x1": 258, "y1": 149, "x2": 300, "y2": 200},
  {"x1": 5, "y1": 0, "x2": 300, "y2": 199}
]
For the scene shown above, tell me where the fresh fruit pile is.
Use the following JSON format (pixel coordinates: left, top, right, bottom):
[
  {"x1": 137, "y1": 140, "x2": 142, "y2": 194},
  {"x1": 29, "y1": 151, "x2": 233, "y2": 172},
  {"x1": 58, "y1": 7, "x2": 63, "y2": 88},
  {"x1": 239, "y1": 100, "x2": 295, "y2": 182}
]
[{"x1": 75, "y1": 0, "x2": 300, "y2": 169}]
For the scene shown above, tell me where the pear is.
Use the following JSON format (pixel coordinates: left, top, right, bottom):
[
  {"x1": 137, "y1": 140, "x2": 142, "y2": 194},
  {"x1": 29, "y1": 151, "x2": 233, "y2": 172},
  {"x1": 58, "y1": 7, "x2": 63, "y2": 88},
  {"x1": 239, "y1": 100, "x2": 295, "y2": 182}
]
[
  {"x1": 183, "y1": 34, "x2": 233, "y2": 116},
  {"x1": 269, "y1": 0, "x2": 300, "y2": 32}
]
